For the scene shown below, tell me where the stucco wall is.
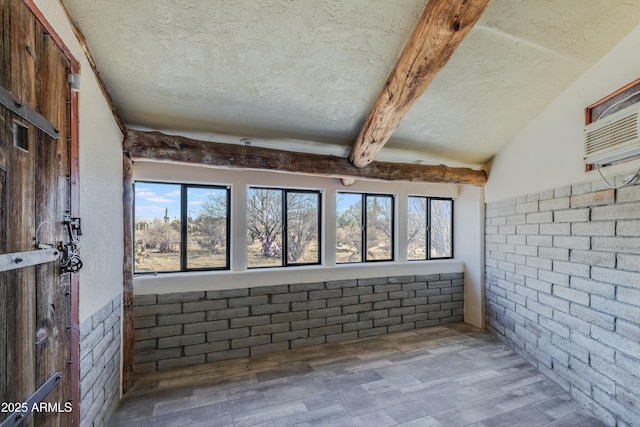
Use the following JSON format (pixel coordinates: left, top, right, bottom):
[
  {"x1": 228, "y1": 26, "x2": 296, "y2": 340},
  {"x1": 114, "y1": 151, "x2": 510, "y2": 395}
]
[
  {"x1": 454, "y1": 185, "x2": 485, "y2": 327},
  {"x1": 485, "y1": 23, "x2": 640, "y2": 203},
  {"x1": 33, "y1": 0, "x2": 125, "y2": 323}
]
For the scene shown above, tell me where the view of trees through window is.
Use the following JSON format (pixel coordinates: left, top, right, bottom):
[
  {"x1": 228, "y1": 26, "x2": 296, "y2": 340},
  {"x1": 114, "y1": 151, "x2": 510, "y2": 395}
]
[
  {"x1": 430, "y1": 199, "x2": 453, "y2": 258},
  {"x1": 187, "y1": 187, "x2": 229, "y2": 268},
  {"x1": 407, "y1": 197, "x2": 427, "y2": 259},
  {"x1": 336, "y1": 193, "x2": 394, "y2": 263},
  {"x1": 247, "y1": 188, "x2": 320, "y2": 267},
  {"x1": 336, "y1": 193, "x2": 362, "y2": 263},
  {"x1": 135, "y1": 181, "x2": 452, "y2": 274},
  {"x1": 134, "y1": 182, "x2": 229, "y2": 272},
  {"x1": 408, "y1": 196, "x2": 453, "y2": 260}
]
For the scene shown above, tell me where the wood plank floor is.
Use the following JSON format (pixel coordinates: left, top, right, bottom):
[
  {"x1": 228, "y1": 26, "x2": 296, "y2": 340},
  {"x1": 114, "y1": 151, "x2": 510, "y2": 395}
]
[{"x1": 108, "y1": 323, "x2": 605, "y2": 427}]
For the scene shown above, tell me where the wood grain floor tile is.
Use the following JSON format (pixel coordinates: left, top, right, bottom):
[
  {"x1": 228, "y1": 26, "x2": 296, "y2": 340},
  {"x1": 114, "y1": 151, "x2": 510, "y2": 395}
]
[{"x1": 108, "y1": 323, "x2": 605, "y2": 427}]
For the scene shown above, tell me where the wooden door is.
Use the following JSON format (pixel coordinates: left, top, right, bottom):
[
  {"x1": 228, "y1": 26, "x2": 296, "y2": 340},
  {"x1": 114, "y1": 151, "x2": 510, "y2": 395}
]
[{"x1": 1, "y1": 0, "x2": 73, "y2": 425}]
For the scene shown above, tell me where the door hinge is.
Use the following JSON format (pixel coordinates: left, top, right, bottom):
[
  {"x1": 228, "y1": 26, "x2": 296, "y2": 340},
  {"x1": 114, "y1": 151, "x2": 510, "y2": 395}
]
[
  {"x1": 0, "y1": 84, "x2": 59, "y2": 138},
  {"x1": 0, "y1": 372, "x2": 63, "y2": 427}
]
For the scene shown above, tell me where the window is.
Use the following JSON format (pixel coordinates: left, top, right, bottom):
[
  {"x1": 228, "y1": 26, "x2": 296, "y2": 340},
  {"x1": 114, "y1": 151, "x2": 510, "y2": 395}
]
[
  {"x1": 13, "y1": 121, "x2": 29, "y2": 152},
  {"x1": 133, "y1": 180, "x2": 450, "y2": 273},
  {"x1": 408, "y1": 197, "x2": 453, "y2": 260},
  {"x1": 247, "y1": 188, "x2": 321, "y2": 268},
  {"x1": 134, "y1": 182, "x2": 230, "y2": 273},
  {"x1": 336, "y1": 193, "x2": 394, "y2": 263}
]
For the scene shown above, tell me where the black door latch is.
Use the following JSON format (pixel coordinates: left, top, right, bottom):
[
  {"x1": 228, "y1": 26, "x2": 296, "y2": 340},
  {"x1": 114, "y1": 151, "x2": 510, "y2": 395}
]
[{"x1": 59, "y1": 213, "x2": 83, "y2": 274}]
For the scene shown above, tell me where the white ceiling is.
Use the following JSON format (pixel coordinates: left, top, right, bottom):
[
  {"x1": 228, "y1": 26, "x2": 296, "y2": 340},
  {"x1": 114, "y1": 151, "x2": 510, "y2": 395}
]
[{"x1": 61, "y1": 0, "x2": 640, "y2": 167}]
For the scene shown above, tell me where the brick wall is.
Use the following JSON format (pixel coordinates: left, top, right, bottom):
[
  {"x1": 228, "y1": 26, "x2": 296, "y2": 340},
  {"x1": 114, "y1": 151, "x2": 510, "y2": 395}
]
[
  {"x1": 485, "y1": 177, "x2": 640, "y2": 426},
  {"x1": 133, "y1": 273, "x2": 463, "y2": 372},
  {"x1": 79, "y1": 296, "x2": 121, "y2": 427}
]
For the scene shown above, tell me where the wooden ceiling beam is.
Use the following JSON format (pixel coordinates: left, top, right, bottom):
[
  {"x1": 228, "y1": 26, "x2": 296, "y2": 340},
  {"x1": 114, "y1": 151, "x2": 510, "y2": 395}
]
[
  {"x1": 349, "y1": 0, "x2": 493, "y2": 168},
  {"x1": 125, "y1": 130, "x2": 487, "y2": 186}
]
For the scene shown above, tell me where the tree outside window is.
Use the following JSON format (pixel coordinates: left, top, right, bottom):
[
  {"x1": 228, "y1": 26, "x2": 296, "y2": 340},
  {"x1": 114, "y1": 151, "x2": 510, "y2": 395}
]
[
  {"x1": 407, "y1": 197, "x2": 427, "y2": 260},
  {"x1": 247, "y1": 188, "x2": 321, "y2": 268},
  {"x1": 134, "y1": 182, "x2": 230, "y2": 273},
  {"x1": 408, "y1": 196, "x2": 453, "y2": 260},
  {"x1": 336, "y1": 193, "x2": 362, "y2": 263},
  {"x1": 187, "y1": 187, "x2": 229, "y2": 269},
  {"x1": 135, "y1": 182, "x2": 450, "y2": 273},
  {"x1": 336, "y1": 193, "x2": 394, "y2": 263},
  {"x1": 247, "y1": 188, "x2": 282, "y2": 267},
  {"x1": 366, "y1": 195, "x2": 393, "y2": 261},
  {"x1": 430, "y1": 198, "x2": 453, "y2": 258}
]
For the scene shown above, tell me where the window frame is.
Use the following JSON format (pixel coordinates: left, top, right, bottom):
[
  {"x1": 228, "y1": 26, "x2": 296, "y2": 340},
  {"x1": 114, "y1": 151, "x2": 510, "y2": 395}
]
[
  {"x1": 134, "y1": 181, "x2": 231, "y2": 274},
  {"x1": 407, "y1": 196, "x2": 454, "y2": 261},
  {"x1": 336, "y1": 192, "x2": 395, "y2": 264},
  {"x1": 247, "y1": 186, "x2": 322, "y2": 269}
]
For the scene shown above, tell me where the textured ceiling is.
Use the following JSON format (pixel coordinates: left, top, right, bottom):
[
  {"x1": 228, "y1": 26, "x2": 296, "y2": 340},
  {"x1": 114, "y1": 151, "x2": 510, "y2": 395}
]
[{"x1": 61, "y1": 0, "x2": 640, "y2": 167}]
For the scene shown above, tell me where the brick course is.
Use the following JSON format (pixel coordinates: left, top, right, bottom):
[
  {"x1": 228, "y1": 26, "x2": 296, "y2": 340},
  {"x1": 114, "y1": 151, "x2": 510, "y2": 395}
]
[
  {"x1": 486, "y1": 177, "x2": 640, "y2": 426},
  {"x1": 133, "y1": 273, "x2": 463, "y2": 373},
  {"x1": 79, "y1": 296, "x2": 121, "y2": 427}
]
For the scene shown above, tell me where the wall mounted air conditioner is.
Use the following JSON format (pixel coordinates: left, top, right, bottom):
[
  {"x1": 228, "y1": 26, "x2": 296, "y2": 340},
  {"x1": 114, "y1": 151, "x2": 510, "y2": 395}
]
[{"x1": 584, "y1": 101, "x2": 640, "y2": 166}]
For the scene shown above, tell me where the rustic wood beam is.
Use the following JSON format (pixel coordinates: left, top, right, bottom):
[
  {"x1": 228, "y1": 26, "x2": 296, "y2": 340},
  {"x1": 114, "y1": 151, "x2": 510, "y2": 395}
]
[
  {"x1": 349, "y1": 0, "x2": 493, "y2": 168},
  {"x1": 122, "y1": 153, "x2": 135, "y2": 394},
  {"x1": 125, "y1": 130, "x2": 487, "y2": 186}
]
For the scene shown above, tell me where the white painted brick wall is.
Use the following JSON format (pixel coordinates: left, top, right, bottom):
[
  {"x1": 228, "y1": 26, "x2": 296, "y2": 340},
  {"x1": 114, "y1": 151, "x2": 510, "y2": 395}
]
[
  {"x1": 79, "y1": 296, "x2": 121, "y2": 427},
  {"x1": 486, "y1": 176, "x2": 640, "y2": 427}
]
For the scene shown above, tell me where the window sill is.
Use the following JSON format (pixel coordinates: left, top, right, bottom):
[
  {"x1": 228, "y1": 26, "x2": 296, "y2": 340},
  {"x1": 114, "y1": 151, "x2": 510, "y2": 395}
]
[{"x1": 133, "y1": 259, "x2": 464, "y2": 295}]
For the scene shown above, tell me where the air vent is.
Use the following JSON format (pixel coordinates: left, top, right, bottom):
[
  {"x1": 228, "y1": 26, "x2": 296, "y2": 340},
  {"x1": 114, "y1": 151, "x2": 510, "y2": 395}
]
[{"x1": 584, "y1": 101, "x2": 640, "y2": 165}]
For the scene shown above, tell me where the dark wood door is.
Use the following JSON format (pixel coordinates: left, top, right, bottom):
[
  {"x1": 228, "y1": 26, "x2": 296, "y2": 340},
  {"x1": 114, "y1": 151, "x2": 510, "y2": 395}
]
[{"x1": 1, "y1": 1, "x2": 73, "y2": 425}]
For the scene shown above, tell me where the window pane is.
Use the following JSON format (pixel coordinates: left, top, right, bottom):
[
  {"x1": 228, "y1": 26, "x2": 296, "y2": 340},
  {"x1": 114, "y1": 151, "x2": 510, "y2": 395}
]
[
  {"x1": 430, "y1": 199, "x2": 453, "y2": 258},
  {"x1": 286, "y1": 192, "x2": 320, "y2": 264},
  {"x1": 366, "y1": 195, "x2": 393, "y2": 261},
  {"x1": 134, "y1": 182, "x2": 181, "y2": 272},
  {"x1": 336, "y1": 193, "x2": 362, "y2": 263},
  {"x1": 187, "y1": 187, "x2": 228, "y2": 269},
  {"x1": 247, "y1": 188, "x2": 282, "y2": 267},
  {"x1": 408, "y1": 197, "x2": 427, "y2": 260}
]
